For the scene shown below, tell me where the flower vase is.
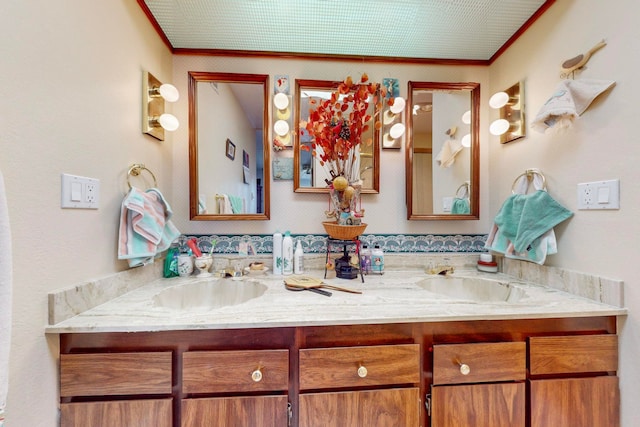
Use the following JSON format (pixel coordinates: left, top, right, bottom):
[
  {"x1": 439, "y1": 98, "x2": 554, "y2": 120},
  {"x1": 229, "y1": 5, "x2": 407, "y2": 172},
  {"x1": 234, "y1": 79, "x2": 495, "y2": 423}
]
[{"x1": 327, "y1": 183, "x2": 363, "y2": 226}]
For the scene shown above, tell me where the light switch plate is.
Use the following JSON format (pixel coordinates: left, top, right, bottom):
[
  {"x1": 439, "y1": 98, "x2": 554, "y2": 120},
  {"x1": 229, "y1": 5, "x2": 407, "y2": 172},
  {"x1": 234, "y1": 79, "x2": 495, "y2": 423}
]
[
  {"x1": 577, "y1": 179, "x2": 619, "y2": 210},
  {"x1": 442, "y1": 196, "x2": 453, "y2": 212},
  {"x1": 61, "y1": 173, "x2": 100, "y2": 209}
]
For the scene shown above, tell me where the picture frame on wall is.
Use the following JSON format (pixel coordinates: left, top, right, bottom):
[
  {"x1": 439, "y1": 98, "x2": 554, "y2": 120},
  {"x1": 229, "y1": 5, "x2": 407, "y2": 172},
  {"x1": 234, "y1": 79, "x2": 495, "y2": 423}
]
[
  {"x1": 226, "y1": 139, "x2": 236, "y2": 160},
  {"x1": 243, "y1": 150, "x2": 249, "y2": 168}
]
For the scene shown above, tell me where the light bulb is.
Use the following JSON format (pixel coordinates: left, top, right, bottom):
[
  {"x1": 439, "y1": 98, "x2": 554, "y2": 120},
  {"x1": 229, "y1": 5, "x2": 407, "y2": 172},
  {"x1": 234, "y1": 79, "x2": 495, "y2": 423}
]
[
  {"x1": 490, "y1": 119, "x2": 510, "y2": 136},
  {"x1": 390, "y1": 123, "x2": 405, "y2": 139},
  {"x1": 274, "y1": 120, "x2": 289, "y2": 136},
  {"x1": 158, "y1": 113, "x2": 179, "y2": 131},
  {"x1": 461, "y1": 134, "x2": 471, "y2": 147},
  {"x1": 390, "y1": 97, "x2": 406, "y2": 114},
  {"x1": 274, "y1": 93, "x2": 289, "y2": 110},
  {"x1": 461, "y1": 110, "x2": 471, "y2": 124},
  {"x1": 489, "y1": 92, "x2": 509, "y2": 109},
  {"x1": 158, "y1": 84, "x2": 179, "y2": 102}
]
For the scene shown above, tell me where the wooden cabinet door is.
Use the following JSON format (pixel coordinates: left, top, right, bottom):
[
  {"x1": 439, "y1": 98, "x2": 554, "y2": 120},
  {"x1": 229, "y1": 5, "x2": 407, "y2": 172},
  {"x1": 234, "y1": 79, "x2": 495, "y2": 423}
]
[
  {"x1": 182, "y1": 395, "x2": 289, "y2": 427},
  {"x1": 431, "y1": 382, "x2": 525, "y2": 427},
  {"x1": 530, "y1": 376, "x2": 619, "y2": 427},
  {"x1": 299, "y1": 387, "x2": 420, "y2": 427},
  {"x1": 60, "y1": 399, "x2": 172, "y2": 427}
]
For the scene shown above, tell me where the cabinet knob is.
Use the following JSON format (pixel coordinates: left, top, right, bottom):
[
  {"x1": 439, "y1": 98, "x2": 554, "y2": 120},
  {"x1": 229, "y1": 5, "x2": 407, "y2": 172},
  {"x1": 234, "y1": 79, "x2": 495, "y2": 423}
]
[
  {"x1": 459, "y1": 363, "x2": 471, "y2": 375},
  {"x1": 357, "y1": 365, "x2": 368, "y2": 378},
  {"x1": 251, "y1": 369, "x2": 263, "y2": 382}
]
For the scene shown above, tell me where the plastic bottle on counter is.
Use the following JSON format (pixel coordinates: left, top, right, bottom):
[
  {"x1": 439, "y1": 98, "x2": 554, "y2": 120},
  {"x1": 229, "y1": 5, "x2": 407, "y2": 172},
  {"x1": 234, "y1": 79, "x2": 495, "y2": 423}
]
[
  {"x1": 272, "y1": 230, "x2": 283, "y2": 275},
  {"x1": 371, "y1": 244, "x2": 384, "y2": 274},
  {"x1": 294, "y1": 240, "x2": 304, "y2": 274},
  {"x1": 360, "y1": 245, "x2": 371, "y2": 274},
  {"x1": 282, "y1": 231, "x2": 294, "y2": 275}
]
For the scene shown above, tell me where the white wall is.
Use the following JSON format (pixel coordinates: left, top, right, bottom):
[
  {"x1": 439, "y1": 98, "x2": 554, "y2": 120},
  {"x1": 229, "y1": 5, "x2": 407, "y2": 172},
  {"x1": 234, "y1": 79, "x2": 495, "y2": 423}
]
[
  {"x1": 0, "y1": 1, "x2": 173, "y2": 425},
  {"x1": 172, "y1": 56, "x2": 491, "y2": 235},
  {"x1": 488, "y1": 0, "x2": 639, "y2": 425}
]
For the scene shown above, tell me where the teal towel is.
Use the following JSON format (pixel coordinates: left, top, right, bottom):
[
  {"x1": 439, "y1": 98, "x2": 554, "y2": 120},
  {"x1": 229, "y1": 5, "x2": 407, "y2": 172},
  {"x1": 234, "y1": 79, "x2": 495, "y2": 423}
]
[
  {"x1": 451, "y1": 198, "x2": 470, "y2": 214},
  {"x1": 228, "y1": 195, "x2": 243, "y2": 214},
  {"x1": 494, "y1": 190, "x2": 572, "y2": 253}
]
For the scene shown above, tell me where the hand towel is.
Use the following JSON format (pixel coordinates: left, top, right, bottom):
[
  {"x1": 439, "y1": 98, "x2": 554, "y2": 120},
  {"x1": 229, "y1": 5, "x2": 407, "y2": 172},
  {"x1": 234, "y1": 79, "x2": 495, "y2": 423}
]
[
  {"x1": 198, "y1": 194, "x2": 207, "y2": 214},
  {"x1": 221, "y1": 195, "x2": 233, "y2": 214},
  {"x1": 451, "y1": 198, "x2": 470, "y2": 214},
  {"x1": 532, "y1": 79, "x2": 615, "y2": 133},
  {"x1": 0, "y1": 170, "x2": 12, "y2": 422},
  {"x1": 493, "y1": 190, "x2": 572, "y2": 253},
  {"x1": 228, "y1": 195, "x2": 244, "y2": 214},
  {"x1": 118, "y1": 187, "x2": 180, "y2": 267},
  {"x1": 435, "y1": 138, "x2": 463, "y2": 168},
  {"x1": 486, "y1": 173, "x2": 560, "y2": 264}
]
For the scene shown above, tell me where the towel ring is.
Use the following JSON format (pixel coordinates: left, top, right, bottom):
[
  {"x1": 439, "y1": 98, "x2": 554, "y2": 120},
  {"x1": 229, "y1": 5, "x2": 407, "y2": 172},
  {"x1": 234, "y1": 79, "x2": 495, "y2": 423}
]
[
  {"x1": 127, "y1": 163, "x2": 157, "y2": 190},
  {"x1": 511, "y1": 168, "x2": 546, "y2": 193},
  {"x1": 456, "y1": 182, "x2": 470, "y2": 198}
]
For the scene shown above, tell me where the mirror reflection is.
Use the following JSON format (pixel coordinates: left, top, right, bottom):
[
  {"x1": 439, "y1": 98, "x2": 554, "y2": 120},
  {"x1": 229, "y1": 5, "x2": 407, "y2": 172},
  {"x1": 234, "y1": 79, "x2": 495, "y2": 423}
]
[
  {"x1": 188, "y1": 72, "x2": 270, "y2": 220},
  {"x1": 406, "y1": 82, "x2": 479, "y2": 220},
  {"x1": 294, "y1": 79, "x2": 380, "y2": 193}
]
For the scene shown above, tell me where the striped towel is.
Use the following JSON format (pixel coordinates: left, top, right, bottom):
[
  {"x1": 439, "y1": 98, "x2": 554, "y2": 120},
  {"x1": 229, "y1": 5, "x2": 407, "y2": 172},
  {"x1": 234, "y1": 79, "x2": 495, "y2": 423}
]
[
  {"x1": 228, "y1": 195, "x2": 244, "y2": 214},
  {"x1": 118, "y1": 187, "x2": 180, "y2": 267}
]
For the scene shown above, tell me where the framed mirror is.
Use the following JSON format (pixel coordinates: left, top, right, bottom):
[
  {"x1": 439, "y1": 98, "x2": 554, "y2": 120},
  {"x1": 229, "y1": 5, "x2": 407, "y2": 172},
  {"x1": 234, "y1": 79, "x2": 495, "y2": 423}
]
[
  {"x1": 293, "y1": 79, "x2": 380, "y2": 194},
  {"x1": 188, "y1": 72, "x2": 270, "y2": 220},
  {"x1": 406, "y1": 82, "x2": 479, "y2": 220}
]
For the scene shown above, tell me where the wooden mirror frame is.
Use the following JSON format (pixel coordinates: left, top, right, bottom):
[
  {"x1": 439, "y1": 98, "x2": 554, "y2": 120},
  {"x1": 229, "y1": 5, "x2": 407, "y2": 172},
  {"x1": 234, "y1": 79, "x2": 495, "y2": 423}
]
[
  {"x1": 406, "y1": 81, "x2": 480, "y2": 220},
  {"x1": 188, "y1": 72, "x2": 270, "y2": 220},
  {"x1": 293, "y1": 79, "x2": 380, "y2": 194}
]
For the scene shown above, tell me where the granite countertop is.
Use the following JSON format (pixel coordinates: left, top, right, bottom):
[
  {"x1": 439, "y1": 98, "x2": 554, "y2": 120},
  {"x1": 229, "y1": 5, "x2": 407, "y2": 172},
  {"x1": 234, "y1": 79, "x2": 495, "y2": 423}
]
[{"x1": 45, "y1": 269, "x2": 627, "y2": 334}]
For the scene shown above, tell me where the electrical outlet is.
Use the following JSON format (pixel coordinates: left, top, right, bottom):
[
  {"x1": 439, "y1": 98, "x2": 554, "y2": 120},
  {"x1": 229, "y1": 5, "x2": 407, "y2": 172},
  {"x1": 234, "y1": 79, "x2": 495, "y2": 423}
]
[
  {"x1": 577, "y1": 179, "x2": 619, "y2": 210},
  {"x1": 61, "y1": 174, "x2": 100, "y2": 209}
]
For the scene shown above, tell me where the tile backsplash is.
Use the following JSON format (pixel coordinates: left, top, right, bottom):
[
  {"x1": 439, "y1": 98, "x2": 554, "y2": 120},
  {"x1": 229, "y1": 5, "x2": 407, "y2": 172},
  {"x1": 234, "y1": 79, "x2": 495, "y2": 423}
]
[{"x1": 178, "y1": 233, "x2": 488, "y2": 255}]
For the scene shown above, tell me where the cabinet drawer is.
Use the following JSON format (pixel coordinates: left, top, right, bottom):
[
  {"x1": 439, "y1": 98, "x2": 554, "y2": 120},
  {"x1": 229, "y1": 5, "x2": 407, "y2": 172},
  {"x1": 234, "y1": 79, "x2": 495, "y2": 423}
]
[
  {"x1": 529, "y1": 334, "x2": 618, "y2": 375},
  {"x1": 60, "y1": 352, "x2": 172, "y2": 397},
  {"x1": 433, "y1": 342, "x2": 526, "y2": 385},
  {"x1": 60, "y1": 399, "x2": 172, "y2": 427},
  {"x1": 299, "y1": 344, "x2": 420, "y2": 390},
  {"x1": 183, "y1": 349, "x2": 289, "y2": 394}
]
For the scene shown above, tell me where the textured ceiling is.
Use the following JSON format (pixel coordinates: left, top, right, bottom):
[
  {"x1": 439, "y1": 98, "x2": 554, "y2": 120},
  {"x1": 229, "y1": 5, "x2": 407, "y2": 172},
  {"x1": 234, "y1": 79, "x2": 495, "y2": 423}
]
[{"x1": 140, "y1": 0, "x2": 553, "y2": 62}]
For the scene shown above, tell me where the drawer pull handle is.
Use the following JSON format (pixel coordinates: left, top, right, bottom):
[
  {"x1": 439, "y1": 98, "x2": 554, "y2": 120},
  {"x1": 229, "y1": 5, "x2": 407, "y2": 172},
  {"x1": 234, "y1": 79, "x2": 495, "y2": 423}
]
[
  {"x1": 251, "y1": 369, "x2": 263, "y2": 382},
  {"x1": 357, "y1": 365, "x2": 368, "y2": 378},
  {"x1": 459, "y1": 363, "x2": 471, "y2": 376}
]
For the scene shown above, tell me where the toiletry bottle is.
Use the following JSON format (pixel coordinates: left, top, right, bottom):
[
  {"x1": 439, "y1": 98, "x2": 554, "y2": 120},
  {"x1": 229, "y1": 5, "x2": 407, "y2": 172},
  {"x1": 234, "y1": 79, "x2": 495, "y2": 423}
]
[
  {"x1": 372, "y1": 245, "x2": 384, "y2": 274},
  {"x1": 360, "y1": 245, "x2": 371, "y2": 274},
  {"x1": 294, "y1": 240, "x2": 304, "y2": 274},
  {"x1": 282, "y1": 231, "x2": 294, "y2": 275},
  {"x1": 272, "y1": 230, "x2": 283, "y2": 275}
]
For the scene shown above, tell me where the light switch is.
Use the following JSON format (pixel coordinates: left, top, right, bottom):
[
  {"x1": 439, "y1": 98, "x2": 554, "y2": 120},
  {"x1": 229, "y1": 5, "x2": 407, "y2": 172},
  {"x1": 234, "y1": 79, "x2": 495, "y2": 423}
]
[
  {"x1": 577, "y1": 179, "x2": 619, "y2": 210},
  {"x1": 71, "y1": 182, "x2": 82, "y2": 202},
  {"x1": 61, "y1": 173, "x2": 99, "y2": 209},
  {"x1": 597, "y1": 186, "x2": 610, "y2": 204}
]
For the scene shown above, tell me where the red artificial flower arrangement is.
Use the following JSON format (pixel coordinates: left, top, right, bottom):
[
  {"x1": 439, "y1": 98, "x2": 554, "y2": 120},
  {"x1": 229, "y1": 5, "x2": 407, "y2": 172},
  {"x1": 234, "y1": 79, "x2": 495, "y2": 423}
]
[{"x1": 301, "y1": 74, "x2": 387, "y2": 184}]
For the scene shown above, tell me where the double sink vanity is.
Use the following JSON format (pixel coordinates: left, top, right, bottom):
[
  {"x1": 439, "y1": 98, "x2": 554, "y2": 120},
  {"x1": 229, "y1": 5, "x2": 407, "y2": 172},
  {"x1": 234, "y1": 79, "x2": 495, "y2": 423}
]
[{"x1": 47, "y1": 259, "x2": 625, "y2": 427}]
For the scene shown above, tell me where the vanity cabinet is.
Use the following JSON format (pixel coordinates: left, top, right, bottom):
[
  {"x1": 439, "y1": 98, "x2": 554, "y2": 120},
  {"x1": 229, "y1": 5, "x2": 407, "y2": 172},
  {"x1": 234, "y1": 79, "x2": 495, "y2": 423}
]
[
  {"x1": 59, "y1": 352, "x2": 173, "y2": 427},
  {"x1": 298, "y1": 344, "x2": 421, "y2": 427},
  {"x1": 57, "y1": 317, "x2": 619, "y2": 427},
  {"x1": 529, "y1": 334, "x2": 619, "y2": 426},
  {"x1": 430, "y1": 342, "x2": 526, "y2": 427},
  {"x1": 181, "y1": 349, "x2": 289, "y2": 427}
]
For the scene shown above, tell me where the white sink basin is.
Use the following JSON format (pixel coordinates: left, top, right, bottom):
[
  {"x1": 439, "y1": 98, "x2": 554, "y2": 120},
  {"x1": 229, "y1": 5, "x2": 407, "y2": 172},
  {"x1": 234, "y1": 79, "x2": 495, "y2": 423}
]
[
  {"x1": 417, "y1": 276, "x2": 526, "y2": 303},
  {"x1": 153, "y1": 280, "x2": 267, "y2": 310}
]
